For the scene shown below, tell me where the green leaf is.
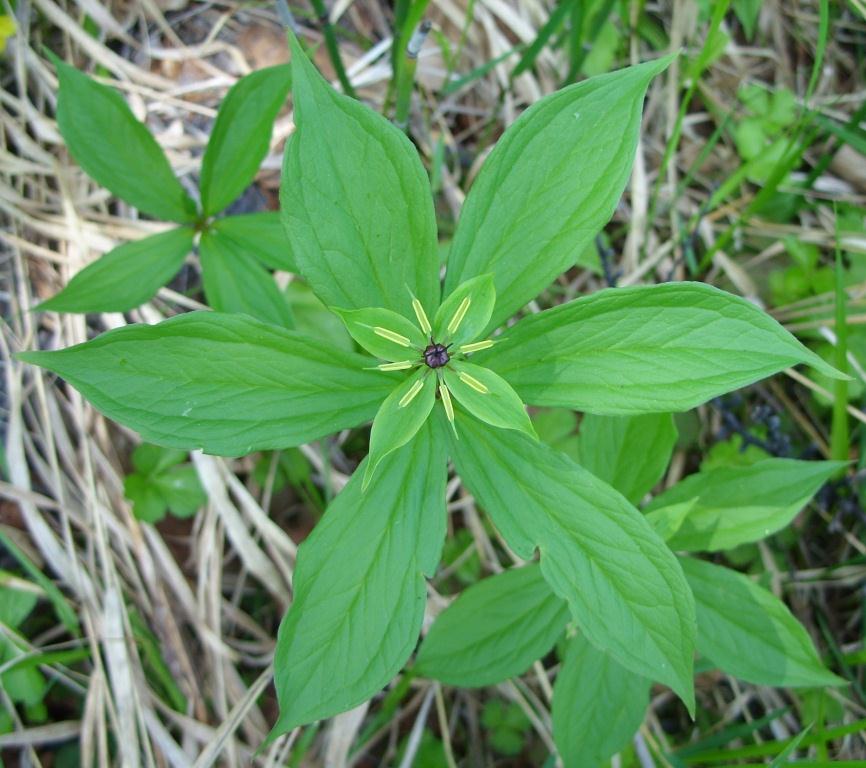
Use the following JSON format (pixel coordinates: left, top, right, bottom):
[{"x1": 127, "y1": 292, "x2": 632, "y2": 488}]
[
  {"x1": 415, "y1": 564, "x2": 569, "y2": 687},
  {"x1": 17, "y1": 313, "x2": 396, "y2": 456},
  {"x1": 153, "y1": 466, "x2": 206, "y2": 518},
  {"x1": 644, "y1": 500, "x2": 696, "y2": 542},
  {"x1": 433, "y1": 274, "x2": 496, "y2": 346},
  {"x1": 645, "y1": 458, "x2": 843, "y2": 551},
  {"x1": 444, "y1": 362, "x2": 536, "y2": 440},
  {"x1": 38, "y1": 228, "x2": 193, "y2": 314},
  {"x1": 199, "y1": 231, "x2": 294, "y2": 328},
  {"x1": 53, "y1": 57, "x2": 196, "y2": 222},
  {"x1": 271, "y1": 421, "x2": 447, "y2": 735},
  {"x1": 576, "y1": 413, "x2": 677, "y2": 504},
  {"x1": 365, "y1": 369, "x2": 436, "y2": 489},
  {"x1": 552, "y1": 634, "x2": 650, "y2": 767},
  {"x1": 281, "y1": 34, "x2": 439, "y2": 317},
  {"x1": 131, "y1": 443, "x2": 187, "y2": 476},
  {"x1": 123, "y1": 474, "x2": 167, "y2": 523},
  {"x1": 449, "y1": 418, "x2": 696, "y2": 712},
  {"x1": 481, "y1": 282, "x2": 845, "y2": 414},
  {"x1": 681, "y1": 557, "x2": 844, "y2": 688},
  {"x1": 332, "y1": 307, "x2": 427, "y2": 362},
  {"x1": 200, "y1": 64, "x2": 291, "y2": 215},
  {"x1": 444, "y1": 56, "x2": 673, "y2": 330},
  {"x1": 211, "y1": 212, "x2": 296, "y2": 272}
]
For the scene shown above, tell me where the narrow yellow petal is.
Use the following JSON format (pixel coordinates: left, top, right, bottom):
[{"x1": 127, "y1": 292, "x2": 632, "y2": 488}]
[
  {"x1": 447, "y1": 296, "x2": 471, "y2": 335},
  {"x1": 399, "y1": 379, "x2": 425, "y2": 408},
  {"x1": 374, "y1": 327, "x2": 411, "y2": 346},
  {"x1": 412, "y1": 298, "x2": 432, "y2": 335},
  {"x1": 459, "y1": 339, "x2": 495, "y2": 354},
  {"x1": 378, "y1": 361, "x2": 415, "y2": 371},
  {"x1": 458, "y1": 371, "x2": 489, "y2": 394},
  {"x1": 439, "y1": 382, "x2": 455, "y2": 422}
]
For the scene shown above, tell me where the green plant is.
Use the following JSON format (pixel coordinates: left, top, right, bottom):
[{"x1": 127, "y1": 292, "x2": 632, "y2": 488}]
[
  {"x1": 41, "y1": 56, "x2": 293, "y2": 325},
  {"x1": 123, "y1": 443, "x2": 206, "y2": 524},
  {"x1": 21, "y1": 34, "x2": 847, "y2": 759}
]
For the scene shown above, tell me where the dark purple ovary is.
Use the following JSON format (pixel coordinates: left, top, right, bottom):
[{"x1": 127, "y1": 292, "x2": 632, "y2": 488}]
[{"x1": 424, "y1": 343, "x2": 450, "y2": 368}]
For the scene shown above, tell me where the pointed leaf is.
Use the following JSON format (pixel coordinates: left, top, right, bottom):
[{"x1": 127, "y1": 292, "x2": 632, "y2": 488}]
[
  {"x1": 53, "y1": 57, "x2": 196, "y2": 222},
  {"x1": 17, "y1": 313, "x2": 395, "y2": 455},
  {"x1": 38, "y1": 227, "x2": 193, "y2": 314},
  {"x1": 645, "y1": 458, "x2": 843, "y2": 551},
  {"x1": 433, "y1": 274, "x2": 496, "y2": 346},
  {"x1": 332, "y1": 307, "x2": 427, "y2": 362},
  {"x1": 681, "y1": 557, "x2": 844, "y2": 687},
  {"x1": 481, "y1": 282, "x2": 845, "y2": 414},
  {"x1": 271, "y1": 421, "x2": 447, "y2": 734},
  {"x1": 444, "y1": 56, "x2": 673, "y2": 329},
  {"x1": 211, "y1": 212, "x2": 296, "y2": 272},
  {"x1": 576, "y1": 413, "x2": 677, "y2": 505},
  {"x1": 416, "y1": 564, "x2": 569, "y2": 687},
  {"x1": 200, "y1": 64, "x2": 291, "y2": 215},
  {"x1": 450, "y1": 418, "x2": 696, "y2": 712},
  {"x1": 444, "y1": 362, "x2": 536, "y2": 440},
  {"x1": 365, "y1": 369, "x2": 436, "y2": 488},
  {"x1": 199, "y1": 231, "x2": 294, "y2": 328},
  {"x1": 281, "y1": 35, "x2": 439, "y2": 317},
  {"x1": 553, "y1": 634, "x2": 650, "y2": 767}
]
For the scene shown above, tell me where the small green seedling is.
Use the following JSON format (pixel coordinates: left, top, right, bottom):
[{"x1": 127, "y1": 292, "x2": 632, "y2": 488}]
[
  {"x1": 123, "y1": 443, "x2": 206, "y2": 524},
  {"x1": 20, "y1": 34, "x2": 848, "y2": 759},
  {"x1": 42, "y1": 56, "x2": 294, "y2": 326}
]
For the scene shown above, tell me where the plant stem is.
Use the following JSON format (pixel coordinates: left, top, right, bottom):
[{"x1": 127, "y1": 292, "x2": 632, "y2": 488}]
[
  {"x1": 394, "y1": 19, "x2": 431, "y2": 131},
  {"x1": 307, "y1": 0, "x2": 356, "y2": 97},
  {"x1": 831, "y1": 210, "x2": 849, "y2": 470}
]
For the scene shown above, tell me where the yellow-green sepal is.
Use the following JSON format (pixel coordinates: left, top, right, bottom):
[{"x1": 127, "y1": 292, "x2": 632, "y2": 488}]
[
  {"x1": 363, "y1": 368, "x2": 436, "y2": 489},
  {"x1": 443, "y1": 361, "x2": 536, "y2": 440},
  {"x1": 433, "y1": 274, "x2": 496, "y2": 346},
  {"x1": 332, "y1": 306, "x2": 427, "y2": 362}
]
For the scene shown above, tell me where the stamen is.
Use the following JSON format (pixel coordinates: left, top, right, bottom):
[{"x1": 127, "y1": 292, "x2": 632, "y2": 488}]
[
  {"x1": 447, "y1": 296, "x2": 471, "y2": 335},
  {"x1": 378, "y1": 361, "x2": 415, "y2": 371},
  {"x1": 459, "y1": 339, "x2": 495, "y2": 354},
  {"x1": 398, "y1": 379, "x2": 424, "y2": 408},
  {"x1": 439, "y1": 382, "x2": 454, "y2": 422},
  {"x1": 412, "y1": 298, "x2": 432, "y2": 335},
  {"x1": 374, "y1": 327, "x2": 411, "y2": 347},
  {"x1": 458, "y1": 371, "x2": 489, "y2": 394}
]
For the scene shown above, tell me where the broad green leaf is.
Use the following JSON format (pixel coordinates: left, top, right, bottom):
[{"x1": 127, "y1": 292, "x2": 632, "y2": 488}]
[
  {"x1": 211, "y1": 212, "x2": 296, "y2": 272},
  {"x1": 449, "y1": 417, "x2": 696, "y2": 712},
  {"x1": 444, "y1": 362, "x2": 536, "y2": 440},
  {"x1": 281, "y1": 34, "x2": 439, "y2": 317},
  {"x1": 38, "y1": 227, "x2": 193, "y2": 314},
  {"x1": 576, "y1": 413, "x2": 677, "y2": 504},
  {"x1": 645, "y1": 458, "x2": 843, "y2": 551},
  {"x1": 53, "y1": 57, "x2": 196, "y2": 222},
  {"x1": 271, "y1": 421, "x2": 447, "y2": 734},
  {"x1": 332, "y1": 307, "x2": 427, "y2": 362},
  {"x1": 415, "y1": 564, "x2": 568, "y2": 687},
  {"x1": 553, "y1": 634, "x2": 649, "y2": 768},
  {"x1": 200, "y1": 64, "x2": 291, "y2": 215},
  {"x1": 444, "y1": 56, "x2": 673, "y2": 330},
  {"x1": 365, "y1": 369, "x2": 436, "y2": 489},
  {"x1": 481, "y1": 283, "x2": 844, "y2": 414},
  {"x1": 17, "y1": 313, "x2": 396, "y2": 455},
  {"x1": 199, "y1": 231, "x2": 294, "y2": 328},
  {"x1": 131, "y1": 443, "x2": 187, "y2": 476},
  {"x1": 681, "y1": 557, "x2": 844, "y2": 687},
  {"x1": 433, "y1": 274, "x2": 495, "y2": 346}
]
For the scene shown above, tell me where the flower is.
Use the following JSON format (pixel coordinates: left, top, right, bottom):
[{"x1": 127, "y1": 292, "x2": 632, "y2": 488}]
[{"x1": 333, "y1": 273, "x2": 537, "y2": 488}]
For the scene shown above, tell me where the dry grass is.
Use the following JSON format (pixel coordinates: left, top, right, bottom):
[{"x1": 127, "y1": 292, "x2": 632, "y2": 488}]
[{"x1": 2, "y1": 0, "x2": 866, "y2": 765}]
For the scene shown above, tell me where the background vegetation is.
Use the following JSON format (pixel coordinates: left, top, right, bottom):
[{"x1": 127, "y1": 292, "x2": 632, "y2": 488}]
[{"x1": 2, "y1": 0, "x2": 865, "y2": 765}]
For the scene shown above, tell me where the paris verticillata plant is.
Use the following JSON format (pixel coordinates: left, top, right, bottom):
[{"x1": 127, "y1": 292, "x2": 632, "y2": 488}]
[
  {"x1": 21, "y1": 34, "x2": 846, "y2": 761},
  {"x1": 41, "y1": 53, "x2": 294, "y2": 325}
]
